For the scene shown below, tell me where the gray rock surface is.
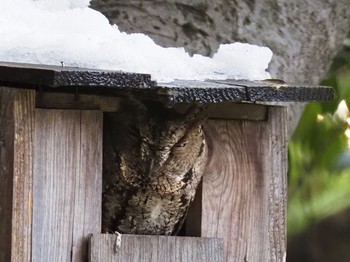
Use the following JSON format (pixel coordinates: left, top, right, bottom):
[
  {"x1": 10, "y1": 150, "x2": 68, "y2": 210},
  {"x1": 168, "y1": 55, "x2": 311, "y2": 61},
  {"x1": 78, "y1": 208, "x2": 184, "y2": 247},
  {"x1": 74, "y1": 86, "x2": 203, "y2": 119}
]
[{"x1": 90, "y1": 0, "x2": 350, "y2": 136}]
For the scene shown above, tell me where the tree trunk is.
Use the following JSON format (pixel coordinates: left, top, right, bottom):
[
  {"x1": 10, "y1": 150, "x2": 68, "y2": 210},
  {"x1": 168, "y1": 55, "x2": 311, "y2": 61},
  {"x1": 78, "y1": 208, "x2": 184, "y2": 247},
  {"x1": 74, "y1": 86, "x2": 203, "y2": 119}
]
[{"x1": 90, "y1": 0, "x2": 350, "y2": 136}]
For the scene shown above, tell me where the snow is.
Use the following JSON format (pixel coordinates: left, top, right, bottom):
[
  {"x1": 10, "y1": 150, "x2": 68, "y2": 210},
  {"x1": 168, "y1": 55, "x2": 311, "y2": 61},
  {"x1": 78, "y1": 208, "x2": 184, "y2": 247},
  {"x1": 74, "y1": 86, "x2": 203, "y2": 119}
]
[{"x1": 0, "y1": 0, "x2": 273, "y2": 82}]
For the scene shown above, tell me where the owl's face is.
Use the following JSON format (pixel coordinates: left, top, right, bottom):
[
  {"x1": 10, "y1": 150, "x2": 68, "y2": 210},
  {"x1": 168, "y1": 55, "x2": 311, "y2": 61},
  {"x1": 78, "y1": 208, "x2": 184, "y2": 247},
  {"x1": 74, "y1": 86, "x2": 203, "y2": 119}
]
[
  {"x1": 112, "y1": 102, "x2": 207, "y2": 189},
  {"x1": 149, "y1": 106, "x2": 207, "y2": 175}
]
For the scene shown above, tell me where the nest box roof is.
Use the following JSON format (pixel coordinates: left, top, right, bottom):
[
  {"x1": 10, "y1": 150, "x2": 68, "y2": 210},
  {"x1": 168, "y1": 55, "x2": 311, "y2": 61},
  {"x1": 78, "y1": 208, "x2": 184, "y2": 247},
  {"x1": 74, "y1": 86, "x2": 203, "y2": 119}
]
[{"x1": 0, "y1": 62, "x2": 334, "y2": 105}]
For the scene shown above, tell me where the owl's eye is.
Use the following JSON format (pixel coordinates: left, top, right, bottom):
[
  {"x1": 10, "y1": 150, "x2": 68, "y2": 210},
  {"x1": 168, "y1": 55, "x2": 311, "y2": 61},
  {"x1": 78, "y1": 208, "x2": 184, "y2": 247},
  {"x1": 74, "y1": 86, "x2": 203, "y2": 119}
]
[{"x1": 176, "y1": 141, "x2": 188, "y2": 147}]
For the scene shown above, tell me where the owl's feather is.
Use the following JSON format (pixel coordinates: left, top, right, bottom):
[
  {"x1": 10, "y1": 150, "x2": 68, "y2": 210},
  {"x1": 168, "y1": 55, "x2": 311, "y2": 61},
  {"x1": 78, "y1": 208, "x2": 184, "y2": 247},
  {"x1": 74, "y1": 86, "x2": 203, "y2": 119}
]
[{"x1": 102, "y1": 100, "x2": 208, "y2": 235}]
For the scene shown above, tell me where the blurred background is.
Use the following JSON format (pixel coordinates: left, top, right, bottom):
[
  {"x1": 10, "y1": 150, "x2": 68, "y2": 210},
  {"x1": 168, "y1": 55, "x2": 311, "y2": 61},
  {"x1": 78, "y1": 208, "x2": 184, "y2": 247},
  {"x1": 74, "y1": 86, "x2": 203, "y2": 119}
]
[{"x1": 287, "y1": 39, "x2": 350, "y2": 261}]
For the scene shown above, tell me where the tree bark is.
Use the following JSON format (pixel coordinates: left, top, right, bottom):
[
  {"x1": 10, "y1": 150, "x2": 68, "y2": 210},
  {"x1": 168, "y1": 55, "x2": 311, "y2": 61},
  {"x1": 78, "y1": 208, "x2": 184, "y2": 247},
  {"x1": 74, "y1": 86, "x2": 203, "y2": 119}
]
[{"x1": 90, "y1": 0, "x2": 350, "y2": 136}]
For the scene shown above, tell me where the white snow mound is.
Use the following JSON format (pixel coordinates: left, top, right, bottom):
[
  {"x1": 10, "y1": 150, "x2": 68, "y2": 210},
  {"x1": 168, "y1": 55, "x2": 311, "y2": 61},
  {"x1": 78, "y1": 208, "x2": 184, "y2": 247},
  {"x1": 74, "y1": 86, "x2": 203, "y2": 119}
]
[{"x1": 0, "y1": 0, "x2": 273, "y2": 82}]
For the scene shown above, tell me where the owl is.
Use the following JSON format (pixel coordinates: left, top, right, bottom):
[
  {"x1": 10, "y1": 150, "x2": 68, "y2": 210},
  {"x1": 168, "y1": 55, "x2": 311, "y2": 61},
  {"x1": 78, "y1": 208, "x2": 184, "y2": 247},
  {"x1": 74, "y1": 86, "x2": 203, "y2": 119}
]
[{"x1": 102, "y1": 99, "x2": 208, "y2": 235}]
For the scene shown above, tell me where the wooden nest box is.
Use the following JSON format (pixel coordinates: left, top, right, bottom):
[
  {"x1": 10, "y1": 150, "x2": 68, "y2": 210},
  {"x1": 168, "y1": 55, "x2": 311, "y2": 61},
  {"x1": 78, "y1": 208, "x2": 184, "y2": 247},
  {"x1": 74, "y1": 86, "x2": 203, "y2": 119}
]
[{"x1": 0, "y1": 62, "x2": 334, "y2": 262}]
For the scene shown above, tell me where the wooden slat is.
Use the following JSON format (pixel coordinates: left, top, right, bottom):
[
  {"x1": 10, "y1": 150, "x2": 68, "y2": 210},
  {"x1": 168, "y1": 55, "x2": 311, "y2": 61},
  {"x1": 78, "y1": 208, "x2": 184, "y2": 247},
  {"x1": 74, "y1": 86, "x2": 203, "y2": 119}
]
[
  {"x1": 32, "y1": 109, "x2": 102, "y2": 261},
  {"x1": 36, "y1": 92, "x2": 123, "y2": 112},
  {"x1": 198, "y1": 106, "x2": 287, "y2": 261},
  {"x1": 0, "y1": 87, "x2": 15, "y2": 262},
  {"x1": 247, "y1": 86, "x2": 335, "y2": 102},
  {"x1": 11, "y1": 90, "x2": 35, "y2": 262},
  {"x1": 32, "y1": 110, "x2": 79, "y2": 261},
  {"x1": 210, "y1": 79, "x2": 335, "y2": 102},
  {"x1": 268, "y1": 107, "x2": 288, "y2": 261},
  {"x1": 0, "y1": 87, "x2": 35, "y2": 262},
  {"x1": 207, "y1": 103, "x2": 267, "y2": 120},
  {"x1": 72, "y1": 111, "x2": 103, "y2": 261},
  {"x1": 0, "y1": 61, "x2": 153, "y2": 88},
  {"x1": 157, "y1": 80, "x2": 246, "y2": 103},
  {"x1": 0, "y1": 62, "x2": 334, "y2": 105},
  {"x1": 174, "y1": 103, "x2": 267, "y2": 121},
  {"x1": 37, "y1": 92, "x2": 267, "y2": 120},
  {"x1": 89, "y1": 234, "x2": 224, "y2": 262}
]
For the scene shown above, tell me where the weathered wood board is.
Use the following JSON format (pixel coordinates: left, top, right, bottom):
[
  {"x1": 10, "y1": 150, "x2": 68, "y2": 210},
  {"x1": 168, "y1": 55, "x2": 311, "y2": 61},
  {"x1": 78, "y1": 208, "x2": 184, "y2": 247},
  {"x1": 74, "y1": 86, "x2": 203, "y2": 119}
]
[
  {"x1": 89, "y1": 234, "x2": 224, "y2": 262},
  {"x1": 0, "y1": 62, "x2": 334, "y2": 105},
  {"x1": 32, "y1": 109, "x2": 102, "y2": 262},
  {"x1": 209, "y1": 79, "x2": 334, "y2": 102},
  {"x1": 188, "y1": 106, "x2": 288, "y2": 262},
  {"x1": 36, "y1": 92, "x2": 268, "y2": 121},
  {"x1": 0, "y1": 87, "x2": 35, "y2": 262},
  {"x1": 0, "y1": 61, "x2": 153, "y2": 88},
  {"x1": 36, "y1": 92, "x2": 124, "y2": 112}
]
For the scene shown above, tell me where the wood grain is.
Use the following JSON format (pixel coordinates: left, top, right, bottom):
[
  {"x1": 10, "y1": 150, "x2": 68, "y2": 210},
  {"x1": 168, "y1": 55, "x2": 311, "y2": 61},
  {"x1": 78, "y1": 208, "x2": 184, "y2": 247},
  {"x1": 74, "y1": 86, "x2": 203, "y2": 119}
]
[
  {"x1": 36, "y1": 92, "x2": 123, "y2": 112},
  {"x1": 0, "y1": 62, "x2": 334, "y2": 106},
  {"x1": 200, "y1": 106, "x2": 287, "y2": 261},
  {"x1": 0, "y1": 87, "x2": 15, "y2": 262},
  {"x1": 32, "y1": 109, "x2": 102, "y2": 261},
  {"x1": 11, "y1": 89, "x2": 35, "y2": 262},
  {"x1": 89, "y1": 234, "x2": 224, "y2": 262},
  {"x1": 0, "y1": 61, "x2": 153, "y2": 89},
  {"x1": 72, "y1": 111, "x2": 103, "y2": 261},
  {"x1": 174, "y1": 103, "x2": 268, "y2": 121},
  {"x1": 37, "y1": 92, "x2": 268, "y2": 121},
  {"x1": 0, "y1": 87, "x2": 35, "y2": 262}
]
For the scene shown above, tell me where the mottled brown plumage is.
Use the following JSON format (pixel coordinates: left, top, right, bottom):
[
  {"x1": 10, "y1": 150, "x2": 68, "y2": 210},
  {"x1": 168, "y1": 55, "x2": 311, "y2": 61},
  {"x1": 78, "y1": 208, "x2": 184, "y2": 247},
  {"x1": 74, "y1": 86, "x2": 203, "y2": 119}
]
[{"x1": 102, "y1": 100, "x2": 208, "y2": 235}]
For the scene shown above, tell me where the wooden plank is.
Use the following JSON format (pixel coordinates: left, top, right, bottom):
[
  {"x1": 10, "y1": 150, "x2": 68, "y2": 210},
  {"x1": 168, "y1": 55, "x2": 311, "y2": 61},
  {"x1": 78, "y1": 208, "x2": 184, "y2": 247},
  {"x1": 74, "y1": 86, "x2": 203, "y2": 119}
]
[
  {"x1": 199, "y1": 106, "x2": 287, "y2": 261},
  {"x1": 32, "y1": 110, "x2": 79, "y2": 261},
  {"x1": 0, "y1": 87, "x2": 15, "y2": 262},
  {"x1": 0, "y1": 61, "x2": 153, "y2": 88},
  {"x1": 0, "y1": 62, "x2": 334, "y2": 105},
  {"x1": 72, "y1": 111, "x2": 103, "y2": 261},
  {"x1": 89, "y1": 234, "x2": 224, "y2": 262},
  {"x1": 268, "y1": 108, "x2": 288, "y2": 261},
  {"x1": 32, "y1": 109, "x2": 102, "y2": 261},
  {"x1": 11, "y1": 90, "x2": 35, "y2": 262},
  {"x1": 36, "y1": 92, "x2": 267, "y2": 120},
  {"x1": 36, "y1": 92, "x2": 123, "y2": 112},
  {"x1": 173, "y1": 103, "x2": 267, "y2": 121},
  {"x1": 207, "y1": 103, "x2": 267, "y2": 120},
  {"x1": 0, "y1": 87, "x2": 35, "y2": 262},
  {"x1": 247, "y1": 86, "x2": 335, "y2": 102},
  {"x1": 157, "y1": 80, "x2": 246, "y2": 104},
  {"x1": 210, "y1": 79, "x2": 334, "y2": 102}
]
